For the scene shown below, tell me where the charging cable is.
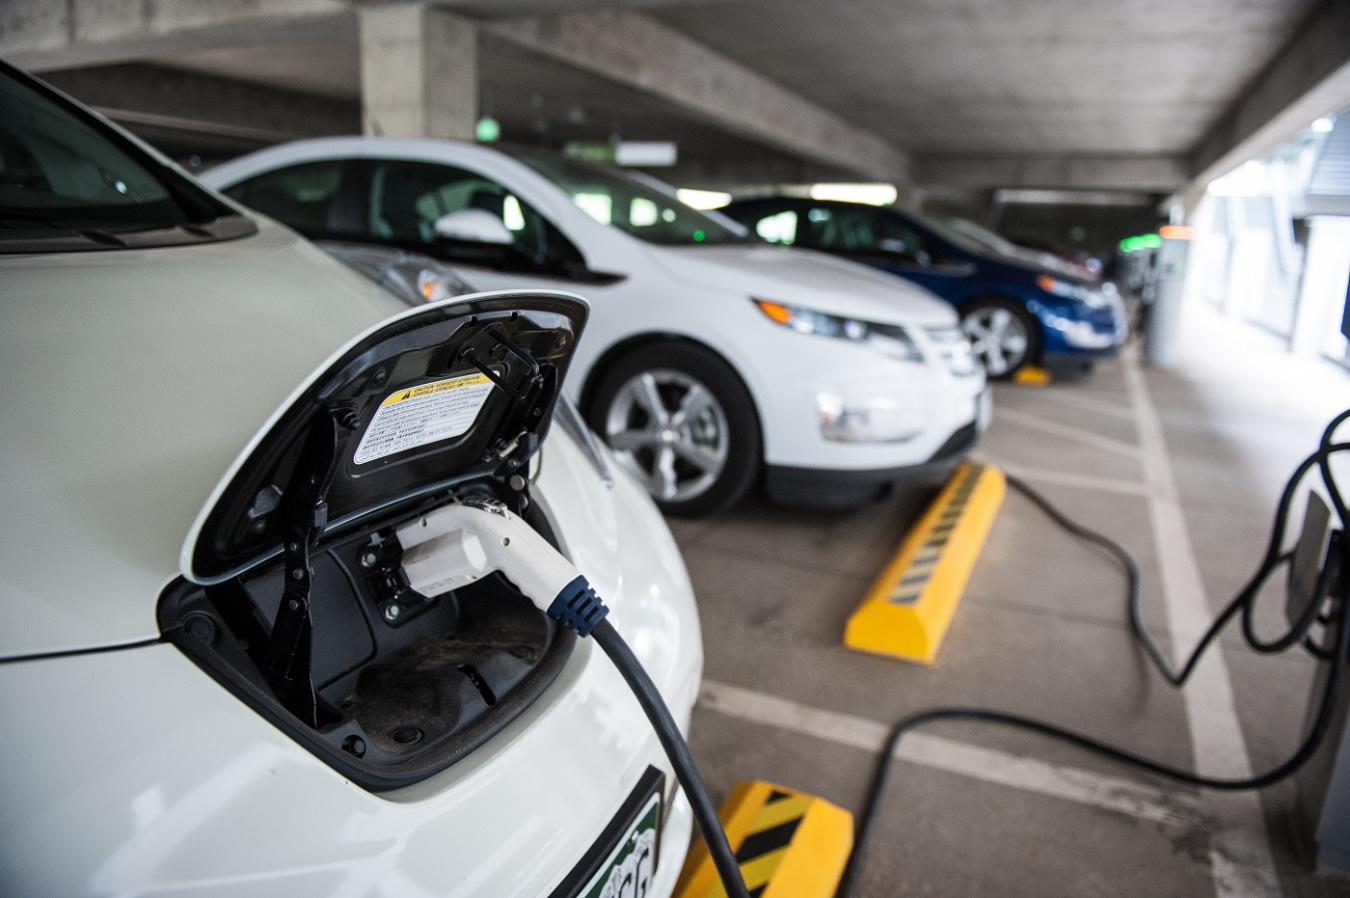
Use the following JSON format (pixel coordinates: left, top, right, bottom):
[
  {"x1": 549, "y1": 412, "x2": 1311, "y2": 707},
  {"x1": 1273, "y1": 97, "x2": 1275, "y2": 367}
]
[
  {"x1": 395, "y1": 501, "x2": 751, "y2": 898},
  {"x1": 841, "y1": 409, "x2": 1350, "y2": 897}
]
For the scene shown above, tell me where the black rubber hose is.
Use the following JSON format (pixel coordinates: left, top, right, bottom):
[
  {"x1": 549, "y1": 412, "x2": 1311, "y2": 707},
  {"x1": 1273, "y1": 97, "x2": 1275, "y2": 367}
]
[{"x1": 591, "y1": 618, "x2": 750, "y2": 898}]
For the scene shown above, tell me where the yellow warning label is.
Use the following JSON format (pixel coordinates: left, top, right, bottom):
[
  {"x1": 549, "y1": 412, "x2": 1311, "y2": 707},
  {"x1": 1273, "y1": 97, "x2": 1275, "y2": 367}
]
[{"x1": 354, "y1": 373, "x2": 493, "y2": 464}]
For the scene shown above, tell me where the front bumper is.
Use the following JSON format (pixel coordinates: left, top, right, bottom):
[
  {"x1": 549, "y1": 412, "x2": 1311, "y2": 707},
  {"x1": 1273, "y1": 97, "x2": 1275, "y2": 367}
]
[
  {"x1": 765, "y1": 390, "x2": 988, "y2": 508},
  {"x1": 747, "y1": 323, "x2": 988, "y2": 473},
  {"x1": 1029, "y1": 295, "x2": 1129, "y2": 357}
]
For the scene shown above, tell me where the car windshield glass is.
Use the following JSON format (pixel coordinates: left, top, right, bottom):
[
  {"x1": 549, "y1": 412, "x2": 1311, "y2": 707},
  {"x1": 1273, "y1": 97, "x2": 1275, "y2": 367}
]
[
  {"x1": 940, "y1": 217, "x2": 1022, "y2": 257},
  {"x1": 0, "y1": 69, "x2": 191, "y2": 239},
  {"x1": 507, "y1": 149, "x2": 748, "y2": 246}
]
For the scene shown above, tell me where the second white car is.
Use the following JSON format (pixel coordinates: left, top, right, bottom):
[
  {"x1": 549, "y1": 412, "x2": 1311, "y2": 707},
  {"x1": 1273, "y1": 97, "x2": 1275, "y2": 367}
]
[{"x1": 204, "y1": 139, "x2": 989, "y2": 515}]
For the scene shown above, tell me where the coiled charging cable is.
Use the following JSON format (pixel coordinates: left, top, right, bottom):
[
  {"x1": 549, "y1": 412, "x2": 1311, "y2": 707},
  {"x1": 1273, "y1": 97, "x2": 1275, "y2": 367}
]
[{"x1": 841, "y1": 409, "x2": 1350, "y2": 897}]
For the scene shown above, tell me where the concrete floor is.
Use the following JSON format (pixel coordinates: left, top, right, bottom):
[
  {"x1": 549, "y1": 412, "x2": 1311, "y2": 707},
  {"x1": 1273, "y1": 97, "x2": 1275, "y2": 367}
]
[{"x1": 671, "y1": 303, "x2": 1350, "y2": 898}]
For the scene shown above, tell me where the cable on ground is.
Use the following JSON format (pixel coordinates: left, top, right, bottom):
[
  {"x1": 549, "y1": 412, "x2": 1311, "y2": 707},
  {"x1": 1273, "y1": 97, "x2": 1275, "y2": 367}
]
[{"x1": 841, "y1": 409, "x2": 1350, "y2": 897}]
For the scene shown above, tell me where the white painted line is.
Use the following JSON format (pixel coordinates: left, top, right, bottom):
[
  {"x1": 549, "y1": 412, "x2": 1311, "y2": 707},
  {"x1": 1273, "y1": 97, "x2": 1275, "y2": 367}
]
[
  {"x1": 1035, "y1": 389, "x2": 1137, "y2": 421},
  {"x1": 995, "y1": 407, "x2": 1142, "y2": 459},
  {"x1": 1120, "y1": 347, "x2": 1282, "y2": 897},
  {"x1": 973, "y1": 454, "x2": 1150, "y2": 496},
  {"x1": 699, "y1": 680, "x2": 1205, "y2": 830}
]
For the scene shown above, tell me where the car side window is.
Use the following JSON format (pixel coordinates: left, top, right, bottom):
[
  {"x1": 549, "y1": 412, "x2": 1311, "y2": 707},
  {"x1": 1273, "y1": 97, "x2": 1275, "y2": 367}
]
[
  {"x1": 367, "y1": 160, "x2": 552, "y2": 261},
  {"x1": 223, "y1": 160, "x2": 344, "y2": 234},
  {"x1": 805, "y1": 206, "x2": 930, "y2": 262}
]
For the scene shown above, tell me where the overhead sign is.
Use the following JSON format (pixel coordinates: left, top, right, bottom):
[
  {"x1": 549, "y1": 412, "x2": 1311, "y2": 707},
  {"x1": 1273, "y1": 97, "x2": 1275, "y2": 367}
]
[{"x1": 563, "y1": 141, "x2": 678, "y2": 167}]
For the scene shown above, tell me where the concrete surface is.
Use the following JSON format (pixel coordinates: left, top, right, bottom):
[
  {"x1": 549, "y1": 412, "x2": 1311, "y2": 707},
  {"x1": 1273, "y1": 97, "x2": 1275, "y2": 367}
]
[
  {"x1": 5, "y1": 0, "x2": 1345, "y2": 192},
  {"x1": 674, "y1": 301, "x2": 1350, "y2": 897}
]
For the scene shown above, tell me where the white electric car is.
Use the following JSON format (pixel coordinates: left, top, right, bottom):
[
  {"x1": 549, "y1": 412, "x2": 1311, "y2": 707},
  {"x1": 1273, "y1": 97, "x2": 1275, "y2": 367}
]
[
  {"x1": 0, "y1": 64, "x2": 701, "y2": 898},
  {"x1": 203, "y1": 139, "x2": 989, "y2": 514}
]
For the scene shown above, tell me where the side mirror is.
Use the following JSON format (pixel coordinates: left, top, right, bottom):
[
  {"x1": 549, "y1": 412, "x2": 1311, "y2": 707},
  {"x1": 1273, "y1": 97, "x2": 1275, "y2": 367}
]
[{"x1": 434, "y1": 209, "x2": 514, "y2": 245}]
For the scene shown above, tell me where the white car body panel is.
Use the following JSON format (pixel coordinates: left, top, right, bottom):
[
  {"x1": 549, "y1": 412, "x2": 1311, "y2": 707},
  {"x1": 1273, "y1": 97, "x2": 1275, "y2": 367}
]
[
  {"x1": 0, "y1": 218, "x2": 701, "y2": 897},
  {"x1": 203, "y1": 139, "x2": 987, "y2": 476}
]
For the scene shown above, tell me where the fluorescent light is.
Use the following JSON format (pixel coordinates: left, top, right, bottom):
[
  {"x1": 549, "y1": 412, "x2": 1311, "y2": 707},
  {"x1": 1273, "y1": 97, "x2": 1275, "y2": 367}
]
[
  {"x1": 808, "y1": 183, "x2": 897, "y2": 206},
  {"x1": 676, "y1": 188, "x2": 732, "y2": 210},
  {"x1": 1208, "y1": 160, "x2": 1266, "y2": 197},
  {"x1": 614, "y1": 141, "x2": 678, "y2": 167},
  {"x1": 1313, "y1": 115, "x2": 1336, "y2": 133}
]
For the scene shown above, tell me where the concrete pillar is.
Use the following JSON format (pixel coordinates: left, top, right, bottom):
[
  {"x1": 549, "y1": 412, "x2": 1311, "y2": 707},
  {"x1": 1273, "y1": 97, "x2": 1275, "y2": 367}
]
[{"x1": 359, "y1": 2, "x2": 477, "y2": 141}]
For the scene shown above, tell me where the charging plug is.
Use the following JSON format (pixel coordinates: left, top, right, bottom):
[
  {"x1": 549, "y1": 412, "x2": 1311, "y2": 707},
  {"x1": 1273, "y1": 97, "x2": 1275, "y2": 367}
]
[{"x1": 395, "y1": 501, "x2": 608, "y2": 636}]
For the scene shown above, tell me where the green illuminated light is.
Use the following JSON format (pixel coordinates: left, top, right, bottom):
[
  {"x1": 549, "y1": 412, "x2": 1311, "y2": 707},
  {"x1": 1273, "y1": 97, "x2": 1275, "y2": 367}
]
[
  {"x1": 1119, "y1": 233, "x2": 1163, "y2": 253},
  {"x1": 475, "y1": 118, "x2": 500, "y2": 142},
  {"x1": 693, "y1": 229, "x2": 705, "y2": 242}
]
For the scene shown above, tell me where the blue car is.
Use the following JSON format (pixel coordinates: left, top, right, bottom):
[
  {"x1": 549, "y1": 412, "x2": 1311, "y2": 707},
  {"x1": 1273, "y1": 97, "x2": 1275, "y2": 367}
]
[{"x1": 723, "y1": 198, "x2": 1128, "y2": 377}]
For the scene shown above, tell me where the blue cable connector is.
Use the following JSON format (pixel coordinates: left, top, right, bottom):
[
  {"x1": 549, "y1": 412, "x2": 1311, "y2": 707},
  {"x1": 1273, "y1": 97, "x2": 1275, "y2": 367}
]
[{"x1": 547, "y1": 575, "x2": 609, "y2": 637}]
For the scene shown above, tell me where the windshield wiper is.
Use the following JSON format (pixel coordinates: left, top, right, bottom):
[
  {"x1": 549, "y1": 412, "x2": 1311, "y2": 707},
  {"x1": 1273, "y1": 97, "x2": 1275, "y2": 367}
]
[{"x1": 0, "y1": 213, "x2": 128, "y2": 245}]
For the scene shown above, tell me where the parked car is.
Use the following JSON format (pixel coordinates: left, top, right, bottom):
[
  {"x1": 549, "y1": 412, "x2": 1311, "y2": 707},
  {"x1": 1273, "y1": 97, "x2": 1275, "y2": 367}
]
[
  {"x1": 722, "y1": 198, "x2": 1128, "y2": 377},
  {"x1": 0, "y1": 63, "x2": 702, "y2": 898},
  {"x1": 203, "y1": 139, "x2": 988, "y2": 514}
]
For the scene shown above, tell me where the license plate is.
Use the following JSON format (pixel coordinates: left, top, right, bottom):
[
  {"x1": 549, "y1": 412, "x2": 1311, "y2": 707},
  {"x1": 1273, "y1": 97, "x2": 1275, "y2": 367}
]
[{"x1": 551, "y1": 767, "x2": 664, "y2": 898}]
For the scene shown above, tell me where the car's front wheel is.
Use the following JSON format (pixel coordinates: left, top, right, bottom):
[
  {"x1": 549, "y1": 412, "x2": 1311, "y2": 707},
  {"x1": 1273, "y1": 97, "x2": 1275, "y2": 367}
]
[
  {"x1": 959, "y1": 297, "x2": 1040, "y2": 378},
  {"x1": 587, "y1": 342, "x2": 760, "y2": 517}
]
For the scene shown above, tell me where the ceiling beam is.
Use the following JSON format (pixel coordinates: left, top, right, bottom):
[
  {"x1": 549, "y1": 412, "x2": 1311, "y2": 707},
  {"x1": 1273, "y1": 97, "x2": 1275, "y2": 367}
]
[
  {"x1": 915, "y1": 154, "x2": 1187, "y2": 192},
  {"x1": 0, "y1": 0, "x2": 345, "y2": 71},
  {"x1": 1189, "y1": 0, "x2": 1350, "y2": 188},
  {"x1": 486, "y1": 10, "x2": 912, "y2": 182}
]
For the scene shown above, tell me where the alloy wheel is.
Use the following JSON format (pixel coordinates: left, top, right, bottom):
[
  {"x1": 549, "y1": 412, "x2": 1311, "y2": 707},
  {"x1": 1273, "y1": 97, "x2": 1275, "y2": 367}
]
[
  {"x1": 961, "y1": 306, "x2": 1030, "y2": 376},
  {"x1": 603, "y1": 369, "x2": 730, "y2": 503}
]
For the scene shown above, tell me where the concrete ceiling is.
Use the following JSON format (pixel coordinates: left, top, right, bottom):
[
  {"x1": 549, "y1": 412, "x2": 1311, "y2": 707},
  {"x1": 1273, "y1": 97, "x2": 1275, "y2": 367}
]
[
  {"x1": 9, "y1": 0, "x2": 1340, "y2": 193},
  {"x1": 648, "y1": 0, "x2": 1320, "y2": 156},
  {"x1": 154, "y1": 11, "x2": 852, "y2": 184}
]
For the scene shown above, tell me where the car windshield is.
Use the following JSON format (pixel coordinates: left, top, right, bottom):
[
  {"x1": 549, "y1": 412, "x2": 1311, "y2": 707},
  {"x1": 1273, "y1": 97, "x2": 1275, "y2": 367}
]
[
  {"x1": 0, "y1": 68, "x2": 193, "y2": 240},
  {"x1": 940, "y1": 217, "x2": 1023, "y2": 257},
  {"x1": 508, "y1": 149, "x2": 748, "y2": 246}
]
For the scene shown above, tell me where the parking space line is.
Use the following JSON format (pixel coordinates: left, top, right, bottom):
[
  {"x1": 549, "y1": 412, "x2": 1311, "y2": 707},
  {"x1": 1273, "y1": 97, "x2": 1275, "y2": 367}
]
[
  {"x1": 699, "y1": 680, "x2": 1205, "y2": 830},
  {"x1": 973, "y1": 455, "x2": 1150, "y2": 496},
  {"x1": 1033, "y1": 389, "x2": 1137, "y2": 421},
  {"x1": 995, "y1": 407, "x2": 1142, "y2": 459},
  {"x1": 1120, "y1": 348, "x2": 1282, "y2": 897}
]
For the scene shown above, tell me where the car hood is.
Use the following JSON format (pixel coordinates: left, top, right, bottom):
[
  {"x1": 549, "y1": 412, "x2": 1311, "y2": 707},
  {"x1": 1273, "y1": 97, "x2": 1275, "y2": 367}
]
[
  {"x1": 648, "y1": 243, "x2": 958, "y2": 327},
  {"x1": 0, "y1": 221, "x2": 407, "y2": 660}
]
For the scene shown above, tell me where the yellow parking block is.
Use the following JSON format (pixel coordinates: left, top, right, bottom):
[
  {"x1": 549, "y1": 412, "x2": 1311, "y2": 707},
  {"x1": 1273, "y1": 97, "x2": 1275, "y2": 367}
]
[
  {"x1": 843, "y1": 462, "x2": 1005, "y2": 664},
  {"x1": 674, "y1": 781, "x2": 853, "y2": 898},
  {"x1": 1013, "y1": 365, "x2": 1051, "y2": 386}
]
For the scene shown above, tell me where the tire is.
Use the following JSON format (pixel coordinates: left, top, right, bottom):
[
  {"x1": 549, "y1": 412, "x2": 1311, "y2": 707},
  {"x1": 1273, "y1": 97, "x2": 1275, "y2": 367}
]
[
  {"x1": 585, "y1": 342, "x2": 761, "y2": 517},
  {"x1": 958, "y1": 296, "x2": 1041, "y2": 379}
]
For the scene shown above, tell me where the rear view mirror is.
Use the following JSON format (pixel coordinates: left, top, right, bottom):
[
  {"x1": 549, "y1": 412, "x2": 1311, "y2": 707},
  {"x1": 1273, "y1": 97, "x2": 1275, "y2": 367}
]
[{"x1": 434, "y1": 209, "x2": 514, "y2": 245}]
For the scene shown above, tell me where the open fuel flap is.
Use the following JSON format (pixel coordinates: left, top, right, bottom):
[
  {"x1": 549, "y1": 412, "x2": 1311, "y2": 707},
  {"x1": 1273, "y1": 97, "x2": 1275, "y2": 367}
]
[{"x1": 159, "y1": 291, "x2": 588, "y2": 791}]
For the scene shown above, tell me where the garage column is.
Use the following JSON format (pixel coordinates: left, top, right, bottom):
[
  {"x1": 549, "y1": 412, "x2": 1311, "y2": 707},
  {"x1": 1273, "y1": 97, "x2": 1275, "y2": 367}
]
[{"x1": 359, "y1": 2, "x2": 477, "y2": 141}]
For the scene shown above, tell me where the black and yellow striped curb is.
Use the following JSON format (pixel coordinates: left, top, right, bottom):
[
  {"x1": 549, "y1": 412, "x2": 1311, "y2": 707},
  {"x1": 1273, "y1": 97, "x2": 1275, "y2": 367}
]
[
  {"x1": 674, "y1": 781, "x2": 853, "y2": 898},
  {"x1": 844, "y1": 461, "x2": 1006, "y2": 664}
]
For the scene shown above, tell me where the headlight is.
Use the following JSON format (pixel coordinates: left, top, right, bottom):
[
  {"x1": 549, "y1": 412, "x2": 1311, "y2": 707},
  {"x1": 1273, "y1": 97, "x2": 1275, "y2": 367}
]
[
  {"x1": 753, "y1": 299, "x2": 924, "y2": 362},
  {"x1": 1035, "y1": 274, "x2": 1109, "y2": 308},
  {"x1": 924, "y1": 326, "x2": 980, "y2": 377}
]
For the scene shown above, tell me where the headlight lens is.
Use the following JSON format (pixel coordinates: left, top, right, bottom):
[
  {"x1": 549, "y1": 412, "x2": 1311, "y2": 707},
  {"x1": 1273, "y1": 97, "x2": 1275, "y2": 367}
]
[
  {"x1": 924, "y1": 326, "x2": 980, "y2": 377},
  {"x1": 1035, "y1": 274, "x2": 1110, "y2": 308},
  {"x1": 753, "y1": 299, "x2": 923, "y2": 362}
]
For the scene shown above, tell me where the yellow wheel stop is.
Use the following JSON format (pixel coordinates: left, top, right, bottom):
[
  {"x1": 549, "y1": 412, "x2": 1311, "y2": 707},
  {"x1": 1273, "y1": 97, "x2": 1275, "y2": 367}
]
[
  {"x1": 1012, "y1": 365, "x2": 1051, "y2": 386},
  {"x1": 674, "y1": 781, "x2": 853, "y2": 898},
  {"x1": 844, "y1": 462, "x2": 1005, "y2": 664}
]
